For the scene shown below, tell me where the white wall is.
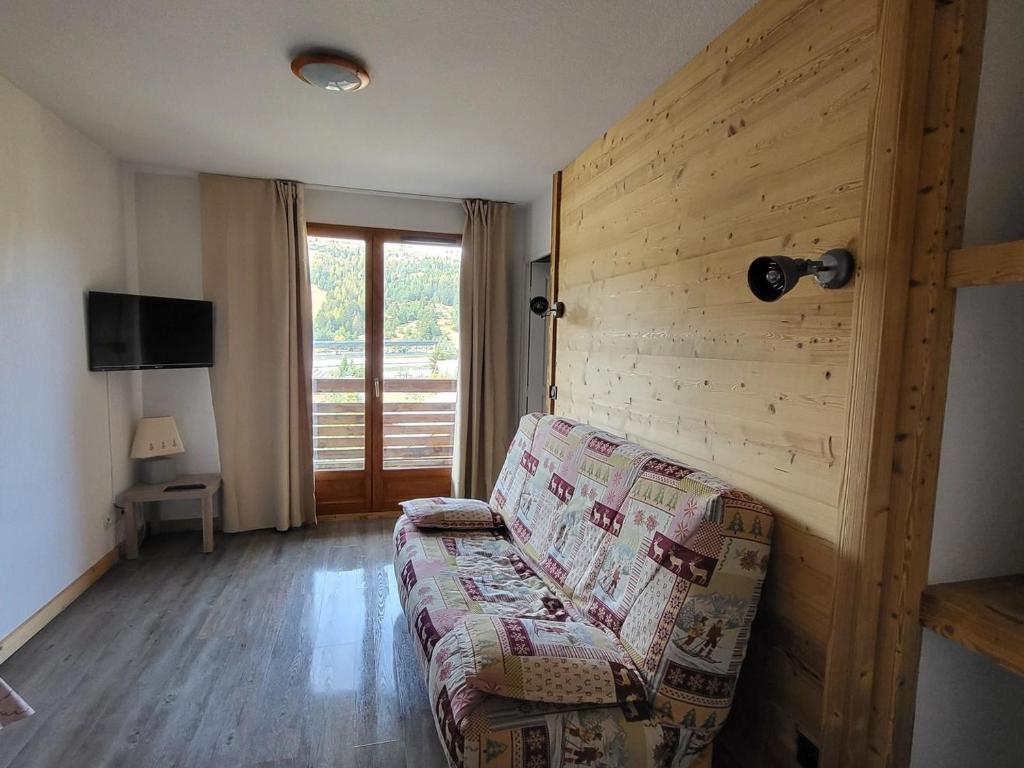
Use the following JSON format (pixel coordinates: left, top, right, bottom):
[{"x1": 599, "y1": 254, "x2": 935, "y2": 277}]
[
  {"x1": 515, "y1": 183, "x2": 555, "y2": 416},
  {"x1": 308, "y1": 184, "x2": 526, "y2": 454},
  {"x1": 0, "y1": 74, "x2": 137, "y2": 640},
  {"x1": 131, "y1": 175, "x2": 468, "y2": 481},
  {"x1": 524, "y1": 185, "x2": 553, "y2": 262},
  {"x1": 131, "y1": 172, "x2": 221, "y2": 521},
  {"x1": 305, "y1": 187, "x2": 464, "y2": 233},
  {"x1": 130, "y1": 176, "x2": 528, "y2": 515},
  {"x1": 910, "y1": 0, "x2": 1024, "y2": 764}
]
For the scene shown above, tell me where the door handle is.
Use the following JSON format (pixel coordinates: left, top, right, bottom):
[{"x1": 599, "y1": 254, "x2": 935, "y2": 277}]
[{"x1": 373, "y1": 377, "x2": 381, "y2": 398}]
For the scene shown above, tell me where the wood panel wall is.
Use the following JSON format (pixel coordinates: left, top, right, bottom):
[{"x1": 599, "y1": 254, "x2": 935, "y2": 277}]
[{"x1": 553, "y1": 0, "x2": 882, "y2": 762}]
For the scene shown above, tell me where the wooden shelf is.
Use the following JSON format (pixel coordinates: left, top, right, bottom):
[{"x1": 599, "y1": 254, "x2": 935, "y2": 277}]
[
  {"x1": 946, "y1": 240, "x2": 1024, "y2": 288},
  {"x1": 920, "y1": 575, "x2": 1024, "y2": 676}
]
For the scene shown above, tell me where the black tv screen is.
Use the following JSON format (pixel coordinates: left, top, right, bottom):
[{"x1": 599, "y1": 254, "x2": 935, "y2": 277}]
[{"x1": 87, "y1": 291, "x2": 213, "y2": 371}]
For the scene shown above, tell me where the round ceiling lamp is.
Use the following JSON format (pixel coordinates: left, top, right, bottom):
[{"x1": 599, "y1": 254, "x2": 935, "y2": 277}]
[{"x1": 291, "y1": 52, "x2": 370, "y2": 93}]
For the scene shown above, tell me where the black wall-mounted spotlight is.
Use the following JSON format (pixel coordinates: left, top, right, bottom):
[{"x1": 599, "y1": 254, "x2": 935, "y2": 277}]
[
  {"x1": 530, "y1": 296, "x2": 565, "y2": 318},
  {"x1": 747, "y1": 248, "x2": 854, "y2": 302}
]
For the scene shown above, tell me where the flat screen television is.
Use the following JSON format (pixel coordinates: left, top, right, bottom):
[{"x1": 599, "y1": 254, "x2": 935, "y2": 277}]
[{"x1": 87, "y1": 291, "x2": 213, "y2": 371}]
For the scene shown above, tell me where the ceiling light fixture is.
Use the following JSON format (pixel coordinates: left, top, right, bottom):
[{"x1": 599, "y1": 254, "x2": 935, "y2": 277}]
[{"x1": 291, "y1": 51, "x2": 370, "y2": 93}]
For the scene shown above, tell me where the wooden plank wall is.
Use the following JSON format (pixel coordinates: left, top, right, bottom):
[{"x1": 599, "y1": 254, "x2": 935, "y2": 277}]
[{"x1": 554, "y1": 0, "x2": 882, "y2": 762}]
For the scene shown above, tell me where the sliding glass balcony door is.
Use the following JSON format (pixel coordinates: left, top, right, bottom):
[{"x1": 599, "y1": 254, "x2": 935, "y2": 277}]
[{"x1": 308, "y1": 224, "x2": 461, "y2": 515}]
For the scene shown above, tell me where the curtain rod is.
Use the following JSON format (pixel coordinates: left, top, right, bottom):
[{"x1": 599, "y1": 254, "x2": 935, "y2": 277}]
[
  {"x1": 304, "y1": 182, "x2": 464, "y2": 204},
  {"x1": 304, "y1": 183, "x2": 515, "y2": 206},
  {"x1": 128, "y1": 167, "x2": 510, "y2": 205},
  {"x1": 128, "y1": 167, "x2": 511, "y2": 205}
]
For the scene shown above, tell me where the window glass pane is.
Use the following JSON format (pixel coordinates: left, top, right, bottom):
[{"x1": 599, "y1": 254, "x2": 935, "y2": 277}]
[
  {"x1": 381, "y1": 241, "x2": 461, "y2": 469},
  {"x1": 309, "y1": 235, "x2": 366, "y2": 471}
]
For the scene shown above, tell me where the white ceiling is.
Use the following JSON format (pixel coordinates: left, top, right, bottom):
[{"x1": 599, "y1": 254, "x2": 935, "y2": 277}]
[{"x1": 0, "y1": 0, "x2": 753, "y2": 203}]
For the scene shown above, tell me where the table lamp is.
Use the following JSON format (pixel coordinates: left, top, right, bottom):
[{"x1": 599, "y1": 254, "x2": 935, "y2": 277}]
[{"x1": 130, "y1": 416, "x2": 185, "y2": 484}]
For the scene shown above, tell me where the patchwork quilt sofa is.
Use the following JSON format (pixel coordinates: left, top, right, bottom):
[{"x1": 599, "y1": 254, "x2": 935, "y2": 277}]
[{"x1": 394, "y1": 414, "x2": 773, "y2": 768}]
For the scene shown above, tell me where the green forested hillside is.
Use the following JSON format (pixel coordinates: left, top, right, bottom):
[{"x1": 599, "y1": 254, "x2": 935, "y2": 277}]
[{"x1": 308, "y1": 237, "x2": 460, "y2": 344}]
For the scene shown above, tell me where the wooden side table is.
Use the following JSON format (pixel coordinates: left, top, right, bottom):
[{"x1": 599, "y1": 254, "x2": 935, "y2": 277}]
[{"x1": 116, "y1": 474, "x2": 222, "y2": 559}]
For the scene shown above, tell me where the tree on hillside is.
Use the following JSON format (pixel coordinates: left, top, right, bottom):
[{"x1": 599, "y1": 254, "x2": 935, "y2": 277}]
[{"x1": 308, "y1": 237, "x2": 460, "y2": 345}]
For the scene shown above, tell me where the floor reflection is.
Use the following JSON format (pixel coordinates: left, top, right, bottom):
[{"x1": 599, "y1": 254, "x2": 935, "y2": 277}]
[
  {"x1": 0, "y1": 518, "x2": 448, "y2": 768},
  {"x1": 309, "y1": 549, "x2": 402, "y2": 697}
]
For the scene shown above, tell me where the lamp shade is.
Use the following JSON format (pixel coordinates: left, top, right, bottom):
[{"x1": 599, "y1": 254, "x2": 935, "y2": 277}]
[{"x1": 130, "y1": 417, "x2": 185, "y2": 459}]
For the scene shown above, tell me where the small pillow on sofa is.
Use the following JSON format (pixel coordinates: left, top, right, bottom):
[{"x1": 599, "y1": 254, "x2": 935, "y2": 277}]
[
  {"x1": 400, "y1": 497, "x2": 503, "y2": 530},
  {"x1": 450, "y1": 615, "x2": 647, "y2": 706}
]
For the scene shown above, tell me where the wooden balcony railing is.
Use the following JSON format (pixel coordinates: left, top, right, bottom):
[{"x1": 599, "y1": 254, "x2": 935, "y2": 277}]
[{"x1": 312, "y1": 378, "x2": 456, "y2": 471}]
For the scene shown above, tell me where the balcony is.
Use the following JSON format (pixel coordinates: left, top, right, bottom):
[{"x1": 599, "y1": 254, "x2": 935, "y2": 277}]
[{"x1": 313, "y1": 377, "x2": 456, "y2": 471}]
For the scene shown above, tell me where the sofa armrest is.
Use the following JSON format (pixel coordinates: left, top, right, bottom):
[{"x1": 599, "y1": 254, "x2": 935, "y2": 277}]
[
  {"x1": 400, "y1": 497, "x2": 504, "y2": 530},
  {"x1": 431, "y1": 616, "x2": 646, "y2": 721}
]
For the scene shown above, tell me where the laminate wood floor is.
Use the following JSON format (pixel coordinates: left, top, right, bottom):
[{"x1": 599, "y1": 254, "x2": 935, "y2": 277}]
[{"x1": 0, "y1": 518, "x2": 448, "y2": 768}]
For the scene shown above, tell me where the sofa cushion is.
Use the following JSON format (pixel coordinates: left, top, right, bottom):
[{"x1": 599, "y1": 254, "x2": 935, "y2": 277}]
[
  {"x1": 400, "y1": 497, "x2": 503, "y2": 530},
  {"x1": 488, "y1": 412, "x2": 542, "y2": 525},
  {"x1": 534, "y1": 434, "x2": 654, "y2": 601},
  {"x1": 588, "y1": 458, "x2": 772, "y2": 729},
  {"x1": 428, "y1": 640, "x2": 710, "y2": 768},
  {"x1": 394, "y1": 515, "x2": 509, "y2": 568},
  {"x1": 446, "y1": 615, "x2": 646, "y2": 706},
  {"x1": 506, "y1": 417, "x2": 605, "y2": 565},
  {"x1": 463, "y1": 705, "x2": 708, "y2": 768},
  {"x1": 428, "y1": 616, "x2": 648, "y2": 748},
  {"x1": 393, "y1": 517, "x2": 578, "y2": 668}
]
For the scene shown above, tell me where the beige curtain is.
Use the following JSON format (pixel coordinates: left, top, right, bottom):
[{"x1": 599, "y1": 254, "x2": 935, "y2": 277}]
[
  {"x1": 454, "y1": 199, "x2": 514, "y2": 499},
  {"x1": 200, "y1": 175, "x2": 315, "y2": 532}
]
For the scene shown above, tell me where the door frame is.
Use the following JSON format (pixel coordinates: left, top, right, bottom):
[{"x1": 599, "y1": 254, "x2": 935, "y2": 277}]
[
  {"x1": 520, "y1": 254, "x2": 551, "y2": 416},
  {"x1": 307, "y1": 222, "x2": 462, "y2": 515}
]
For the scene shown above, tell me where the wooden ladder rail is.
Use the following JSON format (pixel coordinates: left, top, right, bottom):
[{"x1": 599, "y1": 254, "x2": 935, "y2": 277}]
[
  {"x1": 820, "y1": 0, "x2": 992, "y2": 765},
  {"x1": 823, "y1": 0, "x2": 1024, "y2": 764},
  {"x1": 945, "y1": 239, "x2": 1024, "y2": 287}
]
